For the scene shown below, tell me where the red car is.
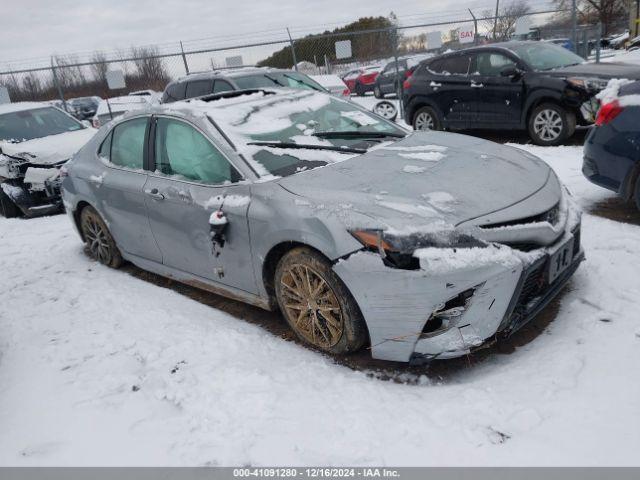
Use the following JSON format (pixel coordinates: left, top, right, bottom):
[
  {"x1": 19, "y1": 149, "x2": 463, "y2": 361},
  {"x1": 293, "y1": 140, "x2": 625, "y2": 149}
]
[{"x1": 342, "y1": 65, "x2": 382, "y2": 96}]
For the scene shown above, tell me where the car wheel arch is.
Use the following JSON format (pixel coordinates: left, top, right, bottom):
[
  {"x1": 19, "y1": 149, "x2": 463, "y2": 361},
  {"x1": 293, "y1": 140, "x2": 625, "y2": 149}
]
[
  {"x1": 261, "y1": 241, "x2": 328, "y2": 308},
  {"x1": 408, "y1": 98, "x2": 444, "y2": 126},
  {"x1": 523, "y1": 92, "x2": 566, "y2": 126}
]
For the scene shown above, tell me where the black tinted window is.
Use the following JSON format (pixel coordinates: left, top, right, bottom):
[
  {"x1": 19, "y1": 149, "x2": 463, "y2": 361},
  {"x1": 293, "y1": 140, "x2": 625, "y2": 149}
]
[
  {"x1": 110, "y1": 117, "x2": 147, "y2": 169},
  {"x1": 213, "y1": 80, "x2": 234, "y2": 93},
  {"x1": 185, "y1": 80, "x2": 213, "y2": 99},
  {"x1": 234, "y1": 75, "x2": 277, "y2": 89},
  {"x1": 162, "y1": 83, "x2": 186, "y2": 103},
  {"x1": 474, "y1": 52, "x2": 516, "y2": 76},
  {"x1": 429, "y1": 55, "x2": 470, "y2": 75}
]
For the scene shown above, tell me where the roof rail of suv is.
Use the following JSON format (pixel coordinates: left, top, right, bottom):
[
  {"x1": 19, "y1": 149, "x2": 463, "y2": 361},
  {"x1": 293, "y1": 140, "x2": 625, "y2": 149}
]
[{"x1": 188, "y1": 89, "x2": 277, "y2": 103}]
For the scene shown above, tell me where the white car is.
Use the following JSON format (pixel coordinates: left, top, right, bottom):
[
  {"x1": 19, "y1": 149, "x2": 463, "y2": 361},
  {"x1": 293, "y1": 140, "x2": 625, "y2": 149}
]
[
  {"x1": 92, "y1": 95, "x2": 155, "y2": 128},
  {"x1": 0, "y1": 102, "x2": 96, "y2": 217},
  {"x1": 309, "y1": 74, "x2": 351, "y2": 99}
]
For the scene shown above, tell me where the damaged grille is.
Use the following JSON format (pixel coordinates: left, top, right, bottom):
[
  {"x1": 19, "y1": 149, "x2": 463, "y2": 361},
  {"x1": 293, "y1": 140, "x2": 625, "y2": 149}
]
[{"x1": 479, "y1": 203, "x2": 560, "y2": 230}]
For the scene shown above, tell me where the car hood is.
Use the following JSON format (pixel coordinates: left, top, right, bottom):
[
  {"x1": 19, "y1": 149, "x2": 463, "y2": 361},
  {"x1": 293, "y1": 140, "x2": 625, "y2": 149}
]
[
  {"x1": 545, "y1": 62, "x2": 640, "y2": 80},
  {"x1": 277, "y1": 131, "x2": 555, "y2": 232},
  {"x1": 0, "y1": 128, "x2": 97, "y2": 165}
]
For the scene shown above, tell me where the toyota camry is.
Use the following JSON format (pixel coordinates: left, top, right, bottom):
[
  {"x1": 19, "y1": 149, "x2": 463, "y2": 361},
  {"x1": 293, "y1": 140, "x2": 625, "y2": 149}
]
[{"x1": 61, "y1": 88, "x2": 584, "y2": 363}]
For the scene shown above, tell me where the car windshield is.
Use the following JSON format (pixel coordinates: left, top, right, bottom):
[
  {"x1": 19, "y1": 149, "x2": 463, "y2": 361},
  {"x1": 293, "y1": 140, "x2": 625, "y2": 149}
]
[
  {"x1": 210, "y1": 90, "x2": 405, "y2": 178},
  {"x1": 70, "y1": 97, "x2": 97, "y2": 108},
  {"x1": 0, "y1": 107, "x2": 84, "y2": 143},
  {"x1": 508, "y1": 42, "x2": 584, "y2": 71},
  {"x1": 233, "y1": 72, "x2": 325, "y2": 92}
]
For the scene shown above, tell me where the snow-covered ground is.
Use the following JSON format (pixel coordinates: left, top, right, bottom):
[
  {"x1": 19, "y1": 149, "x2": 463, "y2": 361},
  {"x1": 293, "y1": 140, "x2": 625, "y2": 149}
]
[{"x1": 1, "y1": 142, "x2": 639, "y2": 466}]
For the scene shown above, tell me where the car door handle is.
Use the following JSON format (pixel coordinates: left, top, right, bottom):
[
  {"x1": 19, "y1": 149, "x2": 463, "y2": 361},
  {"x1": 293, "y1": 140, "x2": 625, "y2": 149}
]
[
  {"x1": 430, "y1": 81, "x2": 442, "y2": 88},
  {"x1": 144, "y1": 188, "x2": 165, "y2": 200},
  {"x1": 470, "y1": 82, "x2": 484, "y2": 88}
]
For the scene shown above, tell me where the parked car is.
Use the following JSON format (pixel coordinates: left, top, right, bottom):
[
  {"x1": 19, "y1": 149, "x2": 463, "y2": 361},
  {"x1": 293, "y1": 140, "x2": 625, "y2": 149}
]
[
  {"x1": 374, "y1": 54, "x2": 432, "y2": 99},
  {"x1": 543, "y1": 38, "x2": 575, "y2": 51},
  {"x1": 91, "y1": 95, "x2": 154, "y2": 128},
  {"x1": 342, "y1": 65, "x2": 382, "y2": 96},
  {"x1": 161, "y1": 68, "x2": 328, "y2": 103},
  {"x1": 403, "y1": 41, "x2": 640, "y2": 145},
  {"x1": 62, "y1": 88, "x2": 583, "y2": 363},
  {"x1": 309, "y1": 74, "x2": 351, "y2": 98},
  {"x1": 0, "y1": 102, "x2": 96, "y2": 217},
  {"x1": 68, "y1": 96, "x2": 100, "y2": 121},
  {"x1": 583, "y1": 80, "x2": 640, "y2": 210}
]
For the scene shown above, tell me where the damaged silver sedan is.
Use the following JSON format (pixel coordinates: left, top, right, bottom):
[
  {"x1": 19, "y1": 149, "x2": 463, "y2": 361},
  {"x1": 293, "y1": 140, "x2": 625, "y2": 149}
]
[{"x1": 61, "y1": 88, "x2": 584, "y2": 363}]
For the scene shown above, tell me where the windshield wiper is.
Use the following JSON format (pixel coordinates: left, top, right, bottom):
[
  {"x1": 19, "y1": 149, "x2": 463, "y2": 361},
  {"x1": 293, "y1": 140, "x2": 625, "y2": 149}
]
[
  {"x1": 313, "y1": 131, "x2": 406, "y2": 139},
  {"x1": 247, "y1": 141, "x2": 366, "y2": 154},
  {"x1": 281, "y1": 73, "x2": 324, "y2": 92},
  {"x1": 264, "y1": 74, "x2": 287, "y2": 87}
]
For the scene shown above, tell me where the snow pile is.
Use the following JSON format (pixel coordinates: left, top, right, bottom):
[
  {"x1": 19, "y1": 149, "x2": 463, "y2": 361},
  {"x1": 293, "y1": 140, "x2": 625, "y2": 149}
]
[
  {"x1": 597, "y1": 78, "x2": 635, "y2": 104},
  {"x1": 414, "y1": 245, "x2": 520, "y2": 274},
  {"x1": 203, "y1": 194, "x2": 250, "y2": 209},
  {"x1": 402, "y1": 165, "x2": 426, "y2": 173},
  {"x1": 399, "y1": 151, "x2": 446, "y2": 162}
]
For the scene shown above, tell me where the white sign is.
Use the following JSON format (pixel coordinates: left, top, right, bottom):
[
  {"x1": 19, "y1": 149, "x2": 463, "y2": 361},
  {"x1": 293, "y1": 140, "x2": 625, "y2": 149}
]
[
  {"x1": 335, "y1": 40, "x2": 352, "y2": 60},
  {"x1": 225, "y1": 55, "x2": 243, "y2": 68},
  {"x1": 106, "y1": 69, "x2": 126, "y2": 90},
  {"x1": 0, "y1": 86, "x2": 10, "y2": 104},
  {"x1": 426, "y1": 31, "x2": 442, "y2": 50},
  {"x1": 458, "y1": 27, "x2": 475, "y2": 44},
  {"x1": 515, "y1": 16, "x2": 532, "y2": 36}
]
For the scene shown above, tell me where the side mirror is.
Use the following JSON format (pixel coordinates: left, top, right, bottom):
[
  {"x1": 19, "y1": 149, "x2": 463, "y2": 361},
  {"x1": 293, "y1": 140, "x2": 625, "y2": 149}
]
[{"x1": 500, "y1": 66, "x2": 520, "y2": 78}]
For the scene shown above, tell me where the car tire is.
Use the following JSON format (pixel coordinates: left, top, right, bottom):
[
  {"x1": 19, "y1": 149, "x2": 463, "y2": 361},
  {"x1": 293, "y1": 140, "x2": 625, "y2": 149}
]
[
  {"x1": 373, "y1": 100, "x2": 398, "y2": 122},
  {"x1": 79, "y1": 206, "x2": 123, "y2": 268},
  {"x1": 0, "y1": 183, "x2": 22, "y2": 218},
  {"x1": 413, "y1": 106, "x2": 441, "y2": 131},
  {"x1": 634, "y1": 175, "x2": 640, "y2": 212},
  {"x1": 528, "y1": 103, "x2": 576, "y2": 146},
  {"x1": 373, "y1": 85, "x2": 383, "y2": 99},
  {"x1": 274, "y1": 247, "x2": 368, "y2": 355},
  {"x1": 354, "y1": 82, "x2": 365, "y2": 96}
]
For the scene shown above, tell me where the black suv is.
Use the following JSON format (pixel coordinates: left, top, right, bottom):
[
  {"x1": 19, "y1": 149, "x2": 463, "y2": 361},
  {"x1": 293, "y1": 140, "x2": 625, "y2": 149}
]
[
  {"x1": 403, "y1": 41, "x2": 640, "y2": 145},
  {"x1": 374, "y1": 54, "x2": 431, "y2": 99},
  {"x1": 161, "y1": 68, "x2": 327, "y2": 103}
]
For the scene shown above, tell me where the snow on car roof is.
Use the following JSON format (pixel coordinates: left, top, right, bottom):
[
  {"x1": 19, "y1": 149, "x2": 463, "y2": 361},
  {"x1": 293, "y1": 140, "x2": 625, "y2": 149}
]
[{"x1": 0, "y1": 101, "x2": 55, "y2": 115}]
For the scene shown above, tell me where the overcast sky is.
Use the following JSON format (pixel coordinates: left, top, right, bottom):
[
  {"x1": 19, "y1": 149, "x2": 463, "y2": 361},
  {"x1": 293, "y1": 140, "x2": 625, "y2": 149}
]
[{"x1": 1, "y1": 0, "x2": 539, "y2": 67}]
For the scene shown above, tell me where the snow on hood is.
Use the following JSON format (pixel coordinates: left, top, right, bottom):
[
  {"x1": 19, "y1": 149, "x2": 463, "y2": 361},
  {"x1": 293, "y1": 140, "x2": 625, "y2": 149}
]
[
  {"x1": 0, "y1": 127, "x2": 96, "y2": 165},
  {"x1": 278, "y1": 131, "x2": 555, "y2": 232}
]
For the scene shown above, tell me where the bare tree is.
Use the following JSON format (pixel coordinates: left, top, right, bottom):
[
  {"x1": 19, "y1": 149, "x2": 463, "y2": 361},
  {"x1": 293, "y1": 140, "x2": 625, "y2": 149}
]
[
  {"x1": 130, "y1": 46, "x2": 170, "y2": 89},
  {"x1": 482, "y1": 0, "x2": 531, "y2": 41},
  {"x1": 552, "y1": 0, "x2": 628, "y2": 35},
  {"x1": 90, "y1": 52, "x2": 109, "y2": 85}
]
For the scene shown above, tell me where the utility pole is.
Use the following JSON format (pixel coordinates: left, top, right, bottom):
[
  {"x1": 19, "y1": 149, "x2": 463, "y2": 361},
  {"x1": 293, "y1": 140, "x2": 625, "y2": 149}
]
[
  {"x1": 469, "y1": 9, "x2": 478, "y2": 45},
  {"x1": 493, "y1": 0, "x2": 500, "y2": 40},
  {"x1": 286, "y1": 28, "x2": 298, "y2": 71},
  {"x1": 572, "y1": 0, "x2": 578, "y2": 53}
]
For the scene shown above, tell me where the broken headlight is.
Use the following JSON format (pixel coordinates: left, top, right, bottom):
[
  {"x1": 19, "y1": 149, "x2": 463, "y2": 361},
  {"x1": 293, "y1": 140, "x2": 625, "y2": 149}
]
[{"x1": 349, "y1": 229, "x2": 487, "y2": 270}]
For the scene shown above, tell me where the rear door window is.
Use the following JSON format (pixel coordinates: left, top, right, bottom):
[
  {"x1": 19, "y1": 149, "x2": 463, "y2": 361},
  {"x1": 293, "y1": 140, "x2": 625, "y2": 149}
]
[
  {"x1": 213, "y1": 80, "x2": 234, "y2": 93},
  {"x1": 162, "y1": 83, "x2": 186, "y2": 103},
  {"x1": 109, "y1": 117, "x2": 148, "y2": 169},
  {"x1": 185, "y1": 80, "x2": 213, "y2": 99},
  {"x1": 474, "y1": 52, "x2": 517, "y2": 76},
  {"x1": 429, "y1": 55, "x2": 471, "y2": 75}
]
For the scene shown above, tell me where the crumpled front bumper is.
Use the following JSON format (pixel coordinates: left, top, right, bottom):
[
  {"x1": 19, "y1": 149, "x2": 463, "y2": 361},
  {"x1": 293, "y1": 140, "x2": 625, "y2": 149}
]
[{"x1": 333, "y1": 202, "x2": 584, "y2": 363}]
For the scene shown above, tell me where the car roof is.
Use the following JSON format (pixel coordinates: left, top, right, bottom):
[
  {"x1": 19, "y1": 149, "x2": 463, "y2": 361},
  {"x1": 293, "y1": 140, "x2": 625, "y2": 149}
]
[
  {"x1": 171, "y1": 67, "x2": 295, "y2": 85},
  {"x1": 122, "y1": 88, "x2": 329, "y2": 122},
  {"x1": 0, "y1": 101, "x2": 53, "y2": 115}
]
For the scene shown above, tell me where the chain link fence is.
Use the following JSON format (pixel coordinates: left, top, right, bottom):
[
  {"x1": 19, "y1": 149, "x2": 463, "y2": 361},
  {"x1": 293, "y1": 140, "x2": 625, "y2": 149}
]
[{"x1": 0, "y1": 7, "x2": 611, "y2": 109}]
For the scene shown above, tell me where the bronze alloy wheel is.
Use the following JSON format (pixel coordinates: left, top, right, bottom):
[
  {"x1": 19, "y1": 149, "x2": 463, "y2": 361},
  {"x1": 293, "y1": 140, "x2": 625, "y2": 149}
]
[
  {"x1": 279, "y1": 263, "x2": 344, "y2": 349},
  {"x1": 80, "y1": 206, "x2": 123, "y2": 268},
  {"x1": 274, "y1": 247, "x2": 367, "y2": 355}
]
